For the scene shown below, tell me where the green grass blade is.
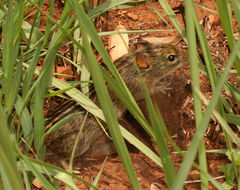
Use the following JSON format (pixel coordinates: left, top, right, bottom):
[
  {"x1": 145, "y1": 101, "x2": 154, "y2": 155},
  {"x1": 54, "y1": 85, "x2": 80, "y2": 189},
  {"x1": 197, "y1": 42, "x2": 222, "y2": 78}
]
[
  {"x1": 26, "y1": 0, "x2": 44, "y2": 47},
  {"x1": 231, "y1": 0, "x2": 240, "y2": 28},
  {"x1": 216, "y1": 0, "x2": 240, "y2": 79},
  {"x1": 225, "y1": 81, "x2": 240, "y2": 106},
  {"x1": 100, "y1": 66, "x2": 154, "y2": 138},
  {"x1": 98, "y1": 29, "x2": 174, "y2": 36},
  {"x1": 33, "y1": 86, "x2": 45, "y2": 158},
  {"x1": 21, "y1": 165, "x2": 31, "y2": 190},
  {"x1": 22, "y1": 44, "x2": 41, "y2": 98},
  {"x1": 0, "y1": 105, "x2": 24, "y2": 190},
  {"x1": 191, "y1": 3, "x2": 217, "y2": 89},
  {"x1": 19, "y1": 156, "x2": 55, "y2": 190},
  {"x1": 184, "y1": 1, "x2": 208, "y2": 189},
  {"x1": 14, "y1": 1, "x2": 24, "y2": 41},
  {"x1": 69, "y1": 0, "x2": 154, "y2": 136},
  {"x1": 17, "y1": 157, "x2": 98, "y2": 189},
  {"x1": 55, "y1": 172, "x2": 79, "y2": 190},
  {"x1": 157, "y1": 0, "x2": 186, "y2": 41},
  {"x1": 21, "y1": 20, "x2": 43, "y2": 46},
  {"x1": 80, "y1": 26, "x2": 141, "y2": 189},
  {"x1": 2, "y1": 1, "x2": 21, "y2": 115},
  {"x1": 178, "y1": 0, "x2": 218, "y2": 14},
  {"x1": 141, "y1": 82, "x2": 175, "y2": 186},
  {"x1": 171, "y1": 27, "x2": 240, "y2": 190},
  {"x1": 14, "y1": 95, "x2": 33, "y2": 143},
  {"x1": 120, "y1": 127, "x2": 162, "y2": 167},
  {"x1": 70, "y1": 0, "x2": 133, "y2": 90},
  {"x1": 225, "y1": 113, "x2": 240, "y2": 127},
  {"x1": 42, "y1": 0, "x2": 53, "y2": 47},
  {"x1": 196, "y1": 88, "x2": 240, "y2": 147},
  {"x1": 44, "y1": 112, "x2": 83, "y2": 135},
  {"x1": 91, "y1": 158, "x2": 107, "y2": 189},
  {"x1": 87, "y1": 0, "x2": 143, "y2": 18},
  {"x1": 29, "y1": 24, "x2": 66, "y2": 157},
  {"x1": 216, "y1": 0, "x2": 234, "y2": 49}
]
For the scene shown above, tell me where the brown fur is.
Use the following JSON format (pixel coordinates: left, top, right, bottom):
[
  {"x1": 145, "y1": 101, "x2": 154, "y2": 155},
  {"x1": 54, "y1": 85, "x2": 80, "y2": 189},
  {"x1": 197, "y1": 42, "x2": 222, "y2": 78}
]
[{"x1": 45, "y1": 43, "x2": 188, "y2": 160}]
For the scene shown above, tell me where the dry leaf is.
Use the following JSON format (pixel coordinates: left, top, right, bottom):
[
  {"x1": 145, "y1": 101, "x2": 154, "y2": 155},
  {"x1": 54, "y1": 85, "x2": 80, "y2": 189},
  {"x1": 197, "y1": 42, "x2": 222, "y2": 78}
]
[
  {"x1": 143, "y1": 36, "x2": 182, "y2": 46},
  {"x1": 108, "y1": 24, "x2": 129, "y2": 62},
  {"x1": 32, "y1": 178, "x2": 43, "y2": 189}
]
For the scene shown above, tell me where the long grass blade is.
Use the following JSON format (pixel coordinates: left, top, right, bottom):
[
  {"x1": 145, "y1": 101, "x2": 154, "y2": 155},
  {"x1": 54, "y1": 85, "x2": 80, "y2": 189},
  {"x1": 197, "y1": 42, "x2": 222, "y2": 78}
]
[
  {"x1": 80, "y1": 26, "x2": 141, "y2": 189},
  {"x1": 171, "y1": 28, "x2": 240, "y2": 190},
  {"x1": 0, "y1": 105, "x2": 24, "y2": 190}
]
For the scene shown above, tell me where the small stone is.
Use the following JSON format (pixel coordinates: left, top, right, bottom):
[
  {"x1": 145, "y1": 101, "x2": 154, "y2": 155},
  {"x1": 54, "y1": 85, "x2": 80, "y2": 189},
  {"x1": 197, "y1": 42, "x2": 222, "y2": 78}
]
[
  {"x1": 127, "y1": 13, "x2": 138, "y2": 21},
  {"x1": 189, "y1": 170, "x2": 200, "y2": 180}
]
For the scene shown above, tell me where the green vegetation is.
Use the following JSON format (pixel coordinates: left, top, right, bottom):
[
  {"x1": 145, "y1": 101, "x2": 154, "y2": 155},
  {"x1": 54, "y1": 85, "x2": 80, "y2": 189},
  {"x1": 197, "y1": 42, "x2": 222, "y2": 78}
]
[{"x1": 0, "y1": 0, "x2": 239, "y2": 189}]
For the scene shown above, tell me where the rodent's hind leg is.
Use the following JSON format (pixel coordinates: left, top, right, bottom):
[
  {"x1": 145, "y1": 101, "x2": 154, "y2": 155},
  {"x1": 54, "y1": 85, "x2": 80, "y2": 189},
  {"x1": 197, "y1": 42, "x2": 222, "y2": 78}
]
[{"x1": 84, "y1": 133, "x2": 116, "y2": 158}]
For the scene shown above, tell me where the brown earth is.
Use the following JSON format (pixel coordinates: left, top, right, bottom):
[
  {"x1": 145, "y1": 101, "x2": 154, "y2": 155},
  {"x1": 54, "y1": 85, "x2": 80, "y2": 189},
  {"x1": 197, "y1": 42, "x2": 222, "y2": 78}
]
[{"x1": 31, "y1": 0, "x2": 239, "y2": 189}]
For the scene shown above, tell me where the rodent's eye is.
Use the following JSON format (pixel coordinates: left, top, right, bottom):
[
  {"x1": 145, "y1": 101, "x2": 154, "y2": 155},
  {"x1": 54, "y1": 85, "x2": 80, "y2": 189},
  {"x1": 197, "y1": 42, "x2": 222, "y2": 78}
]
[{"x1": 168, "y1": 55, "x2": 176, "y2": 62}]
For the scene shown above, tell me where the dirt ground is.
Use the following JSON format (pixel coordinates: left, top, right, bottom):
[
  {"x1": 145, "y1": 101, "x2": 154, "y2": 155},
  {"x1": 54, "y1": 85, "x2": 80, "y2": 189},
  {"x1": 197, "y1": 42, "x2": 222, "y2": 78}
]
[{"x1": 32, "y1": 0, "x2": 239, "y2": 189}]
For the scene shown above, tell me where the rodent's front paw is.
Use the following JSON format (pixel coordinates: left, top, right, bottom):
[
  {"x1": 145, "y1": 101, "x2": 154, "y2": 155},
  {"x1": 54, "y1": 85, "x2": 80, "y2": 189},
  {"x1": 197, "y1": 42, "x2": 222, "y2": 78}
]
[{"x1": 155, "y1": 85, "x2": 172, "y2": 94}]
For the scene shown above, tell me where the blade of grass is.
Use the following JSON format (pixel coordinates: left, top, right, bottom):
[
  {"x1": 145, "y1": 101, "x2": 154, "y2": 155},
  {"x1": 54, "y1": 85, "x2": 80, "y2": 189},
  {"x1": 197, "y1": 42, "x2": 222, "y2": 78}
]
[
  {"x1": 0, "y1": 104, "x2": 24, "y2": 190},
  {"x1": 216, "y1": 0, "x2": 240, "y2": 82},
  {"x1": 225, "y1": 113, "x2": 240, "y2": 127},
  {"x1": 184, "y1": 1, "x2": 208, "y2": 189},
  {"x1": 26, "y1": 0, "x2": 44, "y2": 48},
  {"x1": 171, "y1": 26, "x2": 240, "y2": 190},
  {"x1": 190, "y1": 0, "x2": 233, "y2": 155},
  {"x1": 178, "y1": 0, "x2": 218, "y2": 14},
  {"x1": 19, "y1": 155, "x2": 56, "y2": 190},
  {"x1": 33, "y1": 85, "x2": 45, "y2": 159},
  {"x1": 31, "y1": 8, "x2": 74, "y2": 156},
  {"x1": 225, "y1": 81, "x2": 240, "y2": 106},
  {"x1": 22, "y1": 44, "x2": 41, "y2": 98},
  {"x1": 81, "y1": 26, "x2": 141, "y2": 189},
  {"x1": 55, "y1": 172, "x2": 79, "y2": 190},
  {"x1": 120, "y1": 127, "x2": 162, "y2": 167},
  {"x1": 15, "y1": 95, "x2": 33, "y2": 143},
  {"x1": 17, "y1": 156, "x2": 98, "y2": 189},
  {"x1": 142, "y1": 89, "x2": 175, "y2": 187},
  {"x1": 87, "y1": 0, "x2": 144, "y2": 18},
  {"x1": 69, "y1": 112, "x2": 88, "y2": 172},
  {"x1": 21, "y1": 164, "x2": 31, "y2": 190},
  {"x1": 2, "y1": 0, "x2": 21, "y2": 115},
  {"x1": 91, "y1": 157, "x2": 108, "y2": 190},
  {"x1": 231, "y1": 0, "x2": 240, "y2": 28},
  {"x1": 100, "y1": 66, "x2": 154, "y2": 138},
  {"x1": 157, "y1": 0, "x2": 186, "y2": 41},
  {"x1": 195, "y1": 87, "x2": 240, "y2": 147},
  {"x1": 98, "y1": 29, "x2": 174, "y2": 36},
  {"x1": 42, "y1": 0, "x2": 53, "y2": 48}
]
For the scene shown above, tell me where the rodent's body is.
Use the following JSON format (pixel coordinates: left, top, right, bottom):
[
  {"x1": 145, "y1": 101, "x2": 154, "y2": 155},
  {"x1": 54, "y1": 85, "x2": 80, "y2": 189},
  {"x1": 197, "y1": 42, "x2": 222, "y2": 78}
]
[{"x1": 45, "y1": 43, "x2": 188, "y2": 159}]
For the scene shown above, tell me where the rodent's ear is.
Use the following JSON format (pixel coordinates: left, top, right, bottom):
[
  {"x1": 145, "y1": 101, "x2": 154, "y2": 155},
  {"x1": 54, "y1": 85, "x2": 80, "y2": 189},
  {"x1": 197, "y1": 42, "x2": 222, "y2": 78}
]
[{"x1": 136, "y1": 52, "x2": 152, "y2": 68}]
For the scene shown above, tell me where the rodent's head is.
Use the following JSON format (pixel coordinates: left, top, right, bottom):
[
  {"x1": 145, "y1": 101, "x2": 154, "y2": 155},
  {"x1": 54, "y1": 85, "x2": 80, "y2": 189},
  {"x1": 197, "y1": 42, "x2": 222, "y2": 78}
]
[
  {"x1": 135, "y1": 43, "x2": 188, "y2": 80},
  {"x1": 115, "y1": 43, "x2": 188, "y2": 100}
]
